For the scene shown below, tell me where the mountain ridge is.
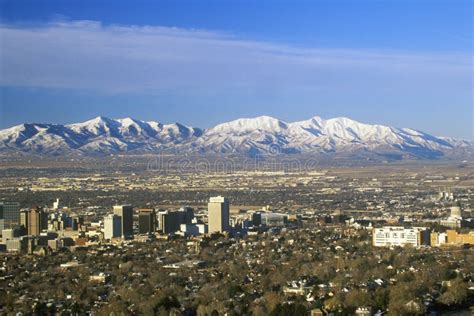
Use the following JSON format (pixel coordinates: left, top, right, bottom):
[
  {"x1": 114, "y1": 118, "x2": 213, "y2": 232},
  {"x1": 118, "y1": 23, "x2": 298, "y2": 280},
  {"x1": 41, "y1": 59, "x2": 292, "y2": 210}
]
[{"x1": 0, "y1": 115, "x2": 472, "y2": 159}]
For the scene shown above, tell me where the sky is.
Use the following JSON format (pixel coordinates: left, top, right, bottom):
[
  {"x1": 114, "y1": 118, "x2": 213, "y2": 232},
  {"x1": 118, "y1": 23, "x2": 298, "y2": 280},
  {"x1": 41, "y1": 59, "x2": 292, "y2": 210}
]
[{"x1": 0, "y1": 0, "x2": 472, "y2": 139}]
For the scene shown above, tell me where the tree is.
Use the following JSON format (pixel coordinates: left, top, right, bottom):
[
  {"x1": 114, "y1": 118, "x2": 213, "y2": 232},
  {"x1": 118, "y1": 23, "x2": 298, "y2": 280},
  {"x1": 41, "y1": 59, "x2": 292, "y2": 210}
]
[
  {"x1": 324, "y1": 293, "x2": 345, "y2": 312},
  {"x1": 155, "y1": 295, "x2": 181, "y2": 312},
  {"x1": 345, "y1": 289, "x2": 371, "y2": 311},
  {"x1": 98, "y1": 298, "x2": 129, "y2": 315},
  {"x1": 269, "y1": 303, "x2": 307, "y2": 316},
  {"x1": 388, "y1": 283, "x2": 425, "y2": 316},
  {"x1": 263, "y1": 292, "x2": 282, "y2": 312},
  {"x1": 374, "y1": 288, "x2": 389, "y2": 310},
  {"x1": 438, "y1": 278, "x2": 468, "y2": 306},
  {"x1": 227, "y1": 283, "x2": 243, "y2": 298}
]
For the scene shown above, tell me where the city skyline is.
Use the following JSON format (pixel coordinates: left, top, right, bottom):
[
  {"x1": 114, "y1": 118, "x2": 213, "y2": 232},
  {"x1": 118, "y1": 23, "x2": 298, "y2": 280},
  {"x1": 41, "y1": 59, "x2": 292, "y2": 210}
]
[{"x1": 1, "y1": 2, "x2": 473, "y2": 314}]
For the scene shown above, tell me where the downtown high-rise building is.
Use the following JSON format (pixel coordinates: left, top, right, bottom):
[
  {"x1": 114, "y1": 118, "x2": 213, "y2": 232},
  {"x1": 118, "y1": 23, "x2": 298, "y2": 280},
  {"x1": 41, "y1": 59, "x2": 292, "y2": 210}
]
[
  {"x1": 138, "y1": 209, "x2": 156, "y2": 234},
  {"x1": 158, "y1": 211, "x2": 182, "y2": 234},
  {"x1": 113, "y1": 205, "x2": 134, "y2": 238},
  {"x1": 21, "y1": 207, "x2": 48, "y2": 236},
  {"x1": 157, "y1": 207, "x2": 195, "y2": 235},
  {"x1": 0, "y1": 202, "x2": 20, "y2": 231},
  {"x1": 208, "y1": 196, "x2": 230, "y2": 234},
  {"x1": 104, "y1": 214, "x2": 122, "y2": 240}
]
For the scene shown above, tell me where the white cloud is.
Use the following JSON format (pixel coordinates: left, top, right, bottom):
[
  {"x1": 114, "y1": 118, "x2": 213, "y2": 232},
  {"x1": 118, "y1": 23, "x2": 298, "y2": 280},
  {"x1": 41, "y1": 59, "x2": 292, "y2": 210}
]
[{"x1": 0, "y1": 20, "x2": 471, "y2": 94}]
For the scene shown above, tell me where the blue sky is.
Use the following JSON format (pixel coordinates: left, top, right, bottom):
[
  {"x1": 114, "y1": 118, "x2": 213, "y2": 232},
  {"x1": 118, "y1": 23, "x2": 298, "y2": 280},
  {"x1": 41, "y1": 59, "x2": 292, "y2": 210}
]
[{"x1": 0, "y1": 0, "x2": 472, "y2": 139}]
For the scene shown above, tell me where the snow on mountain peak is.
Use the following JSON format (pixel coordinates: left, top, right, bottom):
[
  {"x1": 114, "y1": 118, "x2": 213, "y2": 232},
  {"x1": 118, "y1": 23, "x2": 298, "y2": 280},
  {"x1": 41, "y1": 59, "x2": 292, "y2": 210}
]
[
  {"x1": 117, "y1": 117, "x2": 141, "y2": 125},
  {"x1": 211, "y1": 115, "x2": 288, "y2": 134},
  {"x1": 146, "y1": 121, "x2": 163, "y2": 131},
  {"x1": 82, "y1": 116, "x2": 115, "y2": 126},
  {"x1": 0, "y1": 114, "x2": 470, "y2": 158}
]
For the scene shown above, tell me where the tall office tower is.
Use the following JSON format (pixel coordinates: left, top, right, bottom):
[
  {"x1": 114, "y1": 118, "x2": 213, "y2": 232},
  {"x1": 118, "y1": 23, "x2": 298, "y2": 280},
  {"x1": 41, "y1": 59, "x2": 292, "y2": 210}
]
[
  {"x1": 252, "y1": 212, "x2": 262, "y2": 226},
  {"x1": 138, "y1": 209, "x2": 156, "y2": 234},
  {"x1": 181, "y1": 207, "x2": 195, "y2": 224},
  {"x1": 158, "y1": 211, "x2": 182, "y2": 234},
  {"x1": 27, "y1": 207, "x2": 48, "y2": 236},
  {"x1": 104, "y1": 214, "x2": 122, "y2": 240},
  {"x1": 156, "y1": 207, "x2": 195, "y2": 235},
  {"x1": 0, "y1": 202, "x2": 20, "y2": 231},
  {"x1": 208, "y1": 196, "x2": 230, "y2": 233},
  {"x1": 20, "y1": 210, "x2": 29, "y2": 235},
  {"x1": 113, "y1": 205, "x2": 134, "y2": 238},
  {"x1": 53, "y1": 198, "x2": 63, "y2": 210},
  {"x1": 71, "y1": 215, "x2": 84, "y2": 231}
]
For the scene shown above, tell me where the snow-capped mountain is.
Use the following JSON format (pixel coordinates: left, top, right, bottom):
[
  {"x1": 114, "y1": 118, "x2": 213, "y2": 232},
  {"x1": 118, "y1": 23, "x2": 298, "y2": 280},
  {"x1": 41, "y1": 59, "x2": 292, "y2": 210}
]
[
  {"x1": 183, "y1": 116, "x2": 471, "y2": 158},
  {"x1": 0, "y1": 117, "x2": 202, "y2": 155},
  {"x1": 0, "y1": 115, "x2": 471, "y2": 159}
]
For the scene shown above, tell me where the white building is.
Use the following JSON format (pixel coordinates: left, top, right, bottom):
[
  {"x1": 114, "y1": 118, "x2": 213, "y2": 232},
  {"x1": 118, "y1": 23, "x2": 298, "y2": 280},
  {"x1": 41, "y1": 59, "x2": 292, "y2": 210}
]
[
  {"x1": 2, "y1": 228, "x2": 20, "y2": 241},
  {"x1": 53, "y1": 198, "x2": 62, "y2": 210},
  {"x1": 431, "y1": 232, "x2": 448, "y2": 246},
  {"x1": 440, "y1": 205, "x2": 464, "y2": 229},
  {"x1": 180, "y1": 224, "x2": 199, "y2": 236},
  {"x1": 179, "y1": 223, "x2": 209, "y2": 236},
  {"x1": 373, "y1": 226, "x2": 430, "y2": 247},
  {"x1": 261, "y1": 212, "x2": 287, "y2": 227},
  {"x1": 104, "y1": 214, "x2": 121, "y2": 240},
  {"x1": 208, "y1": 196, "x2": 230, "y2": 233},
  {"x1": 197, "y1": 224, "x2": 208, "y2": 234}
]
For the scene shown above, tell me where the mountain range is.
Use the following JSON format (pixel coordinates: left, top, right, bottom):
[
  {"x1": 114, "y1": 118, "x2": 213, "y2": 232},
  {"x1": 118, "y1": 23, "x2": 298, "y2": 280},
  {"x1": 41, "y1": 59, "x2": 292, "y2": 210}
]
[{"x1": 0, "y1": 115, "x2": 472, "y2": 159}]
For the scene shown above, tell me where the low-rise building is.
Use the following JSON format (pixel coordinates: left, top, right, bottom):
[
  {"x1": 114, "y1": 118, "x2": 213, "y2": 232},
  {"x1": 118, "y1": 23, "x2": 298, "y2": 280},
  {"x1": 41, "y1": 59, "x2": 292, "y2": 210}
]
[
  {"x1": 373, "y1": 226, "x2": 430, "y2": 247},
  {"x1": 431, "y1": 230, "x2": 474, "y2": 246},
  {"x1": 2, "y1": 228, "x2": 20, "y2": 241},
  {"x1": 6, "y1": 237, "x2": 28, "y2": 253}
]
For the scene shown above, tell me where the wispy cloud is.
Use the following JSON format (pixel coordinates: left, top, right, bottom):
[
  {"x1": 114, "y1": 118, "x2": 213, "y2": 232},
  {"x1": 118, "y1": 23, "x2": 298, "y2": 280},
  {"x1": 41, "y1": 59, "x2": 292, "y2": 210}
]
[{"x1": 0, "y1": 20, "x2": 471, "y2": 94}]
